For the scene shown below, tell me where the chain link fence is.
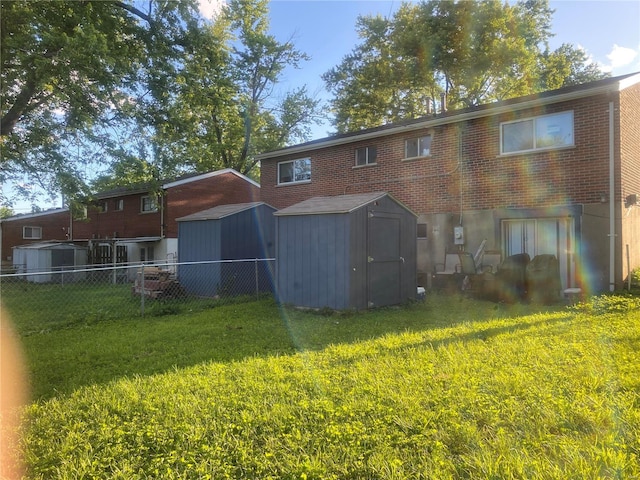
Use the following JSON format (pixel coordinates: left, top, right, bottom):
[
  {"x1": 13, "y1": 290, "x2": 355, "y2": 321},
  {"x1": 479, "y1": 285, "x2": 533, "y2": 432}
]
[{"x1": 0, "y1": 259, "x2": 275, "y2": 323}]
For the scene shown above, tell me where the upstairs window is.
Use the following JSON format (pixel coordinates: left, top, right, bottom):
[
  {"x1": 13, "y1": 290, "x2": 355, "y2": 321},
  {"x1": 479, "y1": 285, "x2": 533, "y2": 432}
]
[
  {"x1": 405, "y1": 135, "x2": 432, "y2": 159},
  {"x1": 278, "y1": 158, "x2": 311, "y2": 185},
  {"x1": 98, "y1": 200, "x2": 108, "y2": 213},
  {"x1": 23, "y1": 226, "x2": 42, "y2": 240},
  {"x1": 141, "y1": 195, "x2": 158, "y2": 213},
  {"x1": 114, "y1": 199, "x2": 124, "y2": 211},
  {"x1": 501, "y1": 111, "x2": 574, "y2": 154},
  {"x1": 355, "y1": 146, "x2": 377, "y2": 166}
]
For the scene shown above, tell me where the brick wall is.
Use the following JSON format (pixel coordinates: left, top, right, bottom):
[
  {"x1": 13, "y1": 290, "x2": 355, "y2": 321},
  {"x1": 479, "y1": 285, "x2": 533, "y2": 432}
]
[
  {"x1": 620, "y1": 83, "x2": 640, "y2": 200},
  {"x1": 72, "y1": 193, "x2": 162, "y2": 241},
  {"x1": 619, "y1": 82, "x2": 640, "y2": 281},
  {"x1": 71, "y1": 171, "x2": 261, "y2": 240},
  {"x1": 1, "y1": 210, "x2": 71, "y2": 261},
  {"x1": 260, "y1": 92, "x2": 622, "y2": 216},
  {"x1": 164, "y1": 172, "x2": 260, "y2": 237}
]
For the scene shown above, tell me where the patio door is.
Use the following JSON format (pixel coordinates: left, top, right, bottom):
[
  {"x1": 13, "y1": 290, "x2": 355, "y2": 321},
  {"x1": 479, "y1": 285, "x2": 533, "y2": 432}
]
[
  {"x1": 367, "y1": 212, "x2": 403, "y2": 307},
  {"x1": 502, "y1": 217, "x2": 576, "y2": 289}
]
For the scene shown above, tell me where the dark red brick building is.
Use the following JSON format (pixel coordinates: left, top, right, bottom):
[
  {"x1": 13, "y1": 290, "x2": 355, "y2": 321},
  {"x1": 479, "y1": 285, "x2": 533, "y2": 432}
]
[
  {"x1": 258, "y1": 73, "x2": 640, "y2": 293},
  {"x1": 1, "y1": 169, "x2": 260, "y2": 267}
]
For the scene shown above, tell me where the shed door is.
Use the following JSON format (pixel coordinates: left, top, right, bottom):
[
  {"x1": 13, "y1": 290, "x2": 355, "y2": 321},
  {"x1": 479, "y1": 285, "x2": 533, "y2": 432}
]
[
  {"x1": 51, "y1": 249, "x2": 74, "y2": 269},
  {"x1": 367, "y1": 212, "x2": 402, "y2": 307}
]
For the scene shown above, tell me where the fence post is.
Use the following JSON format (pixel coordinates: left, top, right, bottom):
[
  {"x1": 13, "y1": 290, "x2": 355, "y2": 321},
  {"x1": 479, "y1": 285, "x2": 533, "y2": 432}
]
[
  {"x1": 254, "y1": 259, "x2": 259, "y2": 300},
  {"x1": 140, "y1": 264, "x2": 145, "y2": 317}
]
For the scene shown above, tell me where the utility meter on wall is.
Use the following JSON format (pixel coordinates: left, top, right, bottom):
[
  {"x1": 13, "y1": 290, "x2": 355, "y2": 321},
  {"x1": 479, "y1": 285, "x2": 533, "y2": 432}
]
[{"x1": 454, "y1": 226, "x2": 464, "y2": 245}]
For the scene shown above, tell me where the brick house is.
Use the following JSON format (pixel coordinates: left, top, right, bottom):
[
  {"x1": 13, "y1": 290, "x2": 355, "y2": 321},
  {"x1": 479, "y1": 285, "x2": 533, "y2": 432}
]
[
  {"x1": 1, "y1": 168, "x2": 260, "y2": 268},
  {"x1": 258, "y1": 72, "x2": 640, "y2": 294},
  {"x1": 0, "y1": 209, "x2": 71, "y2": 270}
]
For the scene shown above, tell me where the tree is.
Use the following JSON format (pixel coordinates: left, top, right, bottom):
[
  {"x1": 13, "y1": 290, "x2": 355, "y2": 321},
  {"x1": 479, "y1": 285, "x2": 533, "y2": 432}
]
[
  {"x1": 151, "y1": 0, "x2": 324, "y2": 177},
  {"x1": 0, "y1": 206, "x2": 13, "y2": 219},
  {"x1": 323, "y1": 0, "x2": 608, "y2": 133},
  {"x1": 2, "y1": 0, "x2": 321, "y2": 204},
  {"x1": 0, "y1": 0, "x2": 153, "y2": 203}
]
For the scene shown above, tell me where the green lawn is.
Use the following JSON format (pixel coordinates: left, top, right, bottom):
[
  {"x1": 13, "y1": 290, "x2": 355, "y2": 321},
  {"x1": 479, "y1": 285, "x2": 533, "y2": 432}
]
[{"x1": 4, "y1": 289, "x2": 640, "y2": 479}]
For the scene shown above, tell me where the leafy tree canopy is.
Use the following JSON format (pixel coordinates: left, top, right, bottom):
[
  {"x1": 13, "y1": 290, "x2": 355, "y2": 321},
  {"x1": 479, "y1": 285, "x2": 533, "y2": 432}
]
[
  {"x1": 323, "y1": 0, "x2": 609, "y2": 133},
  {"x1": 1, "y1": 0, "x2": 322, "y2": 206}
]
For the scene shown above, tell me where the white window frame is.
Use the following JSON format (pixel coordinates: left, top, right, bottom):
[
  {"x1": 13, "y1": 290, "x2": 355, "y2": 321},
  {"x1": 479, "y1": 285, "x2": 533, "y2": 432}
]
[
  {"x1": 23, "y1": 226, "x2": 42, "y2": 240},
  {"x1": 355, "y1": 146, "x2": 377, "y2": 166},
  {"x1": 98, "y1": 200, "x2": 108, "y2": 213},
  {"x1": 114, "y1": 199, "x2": 124, "y2": 211},
  {"x1": 277, "y1": 158, "x2": 311, "y2": 185},
  {"x1": 500, "y1": 111, "x2": 574, "y2": 155},
  {"x1": 404, "y1": 135, "x2": 432, "y2": 159},
  {"x1": 140, "y1": 195, "x2": 158, "y2": 213}
]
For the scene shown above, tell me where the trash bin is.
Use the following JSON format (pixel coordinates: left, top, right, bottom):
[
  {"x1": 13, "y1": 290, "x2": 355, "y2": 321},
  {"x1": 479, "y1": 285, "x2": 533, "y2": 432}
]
[
  {"x1": 526, "y1": 254, "x2": 561, "y2": 304},
  {"x1": 494, "y1": 253, "x2": 530, "y2": 302}
]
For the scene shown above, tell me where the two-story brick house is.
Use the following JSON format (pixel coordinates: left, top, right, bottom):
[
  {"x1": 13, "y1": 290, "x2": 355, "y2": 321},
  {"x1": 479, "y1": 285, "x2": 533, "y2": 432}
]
[
  {"x1": 258, "y1": 72, "x2": 640, "y2": 294},
  {"x1": 0, "y1": 209, "x2": 72, "y2": 271},
  {"x1": 1, "y1": 168, "x2": 260, "y2": 269}
]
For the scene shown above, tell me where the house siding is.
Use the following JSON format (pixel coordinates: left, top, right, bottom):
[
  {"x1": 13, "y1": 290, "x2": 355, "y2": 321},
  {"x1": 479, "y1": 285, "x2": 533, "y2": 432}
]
[
  {"x1": 72, "y1": 192, "x2": 162, "y2": 241},
  {"x1": 261, "y1": 93, "x2": 620, "y2": 214},
  {"x1": 1, "y1": 210, "x2": 70, "y2": 262},
  {"x1": 164, "y1": 173, "x2": 260, "y2": 238},
  {"x1": 72, "y1": 171, "x2": 260, "y2": 241},
  {"x1": 260, "y1": 75, "x2": 640, "y2": 293},
  {"x1": 1, "y1": 169, "x2": 260, "y2": 267},
  {"x1": 619, "y1": 81, "x2": 640, "y2": 284}
]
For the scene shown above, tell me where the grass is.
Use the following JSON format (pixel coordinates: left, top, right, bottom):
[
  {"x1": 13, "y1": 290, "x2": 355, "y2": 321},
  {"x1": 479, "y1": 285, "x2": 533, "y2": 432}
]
[{"x1": 3, "y1": 286, "x2": 640, "y2": 479}]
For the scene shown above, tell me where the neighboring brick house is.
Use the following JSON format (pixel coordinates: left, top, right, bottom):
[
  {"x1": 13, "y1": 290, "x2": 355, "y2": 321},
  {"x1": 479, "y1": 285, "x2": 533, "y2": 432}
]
[
  {"x1": 258, "y1": 72, "x2": 640, "y2": 294},
  {"x1": 1, "y1": 168, "x2": 260, "y2": 268},
  {"x1": 0, "y1": 209, "x2": 71, "y2": 269}
]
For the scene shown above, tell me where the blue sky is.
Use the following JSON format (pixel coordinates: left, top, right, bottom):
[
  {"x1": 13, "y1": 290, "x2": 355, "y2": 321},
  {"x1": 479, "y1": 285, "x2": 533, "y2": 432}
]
[
  {"x1": 261, "y1": 0, "x2": 640, "y2": 138},
  {"x1": 8, "y1": 0, "x2": 640, "y2": 213}
]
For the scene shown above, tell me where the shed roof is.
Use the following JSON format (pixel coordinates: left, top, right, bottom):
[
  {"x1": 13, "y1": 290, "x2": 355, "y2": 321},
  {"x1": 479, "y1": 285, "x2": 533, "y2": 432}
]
[
  {"x1": 13, "y1": 242, "x2": 82, "y2": 250},
  {"x1": 274, "y1": 192, "x2": 405, "y2": 216},
  {"x1": 176, "y1": 202, "x2": 272, "y2": 222}
]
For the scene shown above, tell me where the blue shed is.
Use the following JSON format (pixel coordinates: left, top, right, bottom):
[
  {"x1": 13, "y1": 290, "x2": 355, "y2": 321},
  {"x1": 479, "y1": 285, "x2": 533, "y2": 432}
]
[
  {"x1": 274, "y1": 192, "x2": 417, "y2": 310},
  {"x1": 177, "y1": 202, "x2": 276, "y2": 297}
]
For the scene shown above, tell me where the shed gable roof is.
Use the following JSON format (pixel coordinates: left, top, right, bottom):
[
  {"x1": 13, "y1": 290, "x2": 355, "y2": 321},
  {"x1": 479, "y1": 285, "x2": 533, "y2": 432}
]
[
  {"x1": 13, "y1": 242, "x2": 80, "y2": 250},
  {"x1": 274, "y1": 192, "x2": 392, "y2": 216},
  {"x1": 177, "y1": 202, "x2": 272, "y2": 222}
]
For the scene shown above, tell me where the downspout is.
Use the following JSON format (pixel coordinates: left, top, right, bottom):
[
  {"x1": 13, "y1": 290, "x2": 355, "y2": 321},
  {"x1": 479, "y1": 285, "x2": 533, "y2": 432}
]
[
  {"x1": 160, "y1": 191, "x2": 165, "y2": 238},
  {"x1": 609, "y1": 101, "x2": 616, "y2": 292},
  {"x1": 458, "y1": 123, "x2": 464, "y2": 227}
]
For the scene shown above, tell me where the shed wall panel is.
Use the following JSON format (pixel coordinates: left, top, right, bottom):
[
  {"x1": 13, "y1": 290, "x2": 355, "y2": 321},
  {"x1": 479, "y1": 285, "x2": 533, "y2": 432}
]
[
  {"x1": 276, "y1": 214, "x2": 350, "y2": 309},
  {"x1": 178, "y1": 220, "x2": 222, "y2": 296},
  {"x1": 349, "y1": 206, "x2": 369, "y2": 309}
]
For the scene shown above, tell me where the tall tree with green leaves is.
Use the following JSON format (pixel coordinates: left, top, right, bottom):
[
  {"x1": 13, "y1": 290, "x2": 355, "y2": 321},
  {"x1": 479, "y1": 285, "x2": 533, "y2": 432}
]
[
  {"x1": 152, "y1": 0, "x2": 323, "y2": 177},
  {"x1": 0, "y1": 0, "x2": 203, "y2": 204},
  {"x1": 2, "y1": 0, "x2": 322, "y2": 205},
  {"x1": 323, "y1": 0, "x2": 608, "y2": 133}
]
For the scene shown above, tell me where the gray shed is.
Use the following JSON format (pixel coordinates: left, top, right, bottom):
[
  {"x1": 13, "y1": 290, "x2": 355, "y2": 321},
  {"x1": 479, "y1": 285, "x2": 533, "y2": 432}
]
[
  {"x1": 12, "y1": 242, "x2": 88, "y2": 283},
  {"x1": 274, "y1": 192, "x2": 417, "y2": 310},
  {"x1": 177, "y1": 202, "x2": 276, "y2": 297}
]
